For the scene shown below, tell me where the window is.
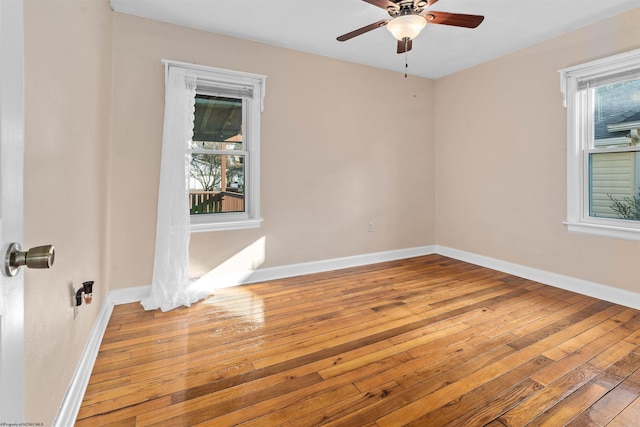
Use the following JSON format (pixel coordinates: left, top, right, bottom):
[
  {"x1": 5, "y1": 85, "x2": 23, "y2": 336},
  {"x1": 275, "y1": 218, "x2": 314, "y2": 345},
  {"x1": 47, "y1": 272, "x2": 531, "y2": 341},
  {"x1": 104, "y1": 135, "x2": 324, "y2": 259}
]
[
  {"x1": 190, "y1": 95, "x2": 246, "y2": 215},
  {"x1": 165, "y1": 61, "x2": 266, "y2": 232},
  {"x1": 560, "y1": 49, "x2": 640, "y2": 241}
]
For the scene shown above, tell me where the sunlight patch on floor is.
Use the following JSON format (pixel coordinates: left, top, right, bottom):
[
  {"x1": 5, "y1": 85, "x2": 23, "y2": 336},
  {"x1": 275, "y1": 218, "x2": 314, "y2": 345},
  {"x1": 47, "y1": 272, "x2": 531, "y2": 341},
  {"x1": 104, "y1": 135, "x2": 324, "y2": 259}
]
[{"x1": 190, "y1": 237, "x2": 266, "y2": 325}]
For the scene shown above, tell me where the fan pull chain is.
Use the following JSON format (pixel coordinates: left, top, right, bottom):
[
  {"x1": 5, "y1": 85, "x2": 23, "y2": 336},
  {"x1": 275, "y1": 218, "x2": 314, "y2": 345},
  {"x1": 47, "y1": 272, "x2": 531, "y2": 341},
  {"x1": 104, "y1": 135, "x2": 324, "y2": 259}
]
[
  {"x1": 405, "y1": 51, "x2": 408, "y2": 78},
  {"x1": 404, "y1": 38, "x2": 408, "y2": 78}
]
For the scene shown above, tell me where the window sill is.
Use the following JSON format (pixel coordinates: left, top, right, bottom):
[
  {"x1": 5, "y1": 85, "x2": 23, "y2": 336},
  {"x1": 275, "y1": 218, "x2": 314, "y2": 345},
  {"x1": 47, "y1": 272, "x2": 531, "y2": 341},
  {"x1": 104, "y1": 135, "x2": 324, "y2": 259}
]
[
  {"x1": 190, "y1": 217, "x2": 263, "y2": 233},
  {"x1": 564, "y1": 220, "x2": 640, "y2": 242}
]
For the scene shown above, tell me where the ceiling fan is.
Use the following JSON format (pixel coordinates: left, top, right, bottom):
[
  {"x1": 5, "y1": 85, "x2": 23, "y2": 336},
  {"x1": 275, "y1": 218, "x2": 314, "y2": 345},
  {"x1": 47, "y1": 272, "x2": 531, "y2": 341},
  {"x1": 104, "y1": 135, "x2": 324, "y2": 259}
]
[{"x1": 337, "y1": 0, "x2": 485, "y2": 54}]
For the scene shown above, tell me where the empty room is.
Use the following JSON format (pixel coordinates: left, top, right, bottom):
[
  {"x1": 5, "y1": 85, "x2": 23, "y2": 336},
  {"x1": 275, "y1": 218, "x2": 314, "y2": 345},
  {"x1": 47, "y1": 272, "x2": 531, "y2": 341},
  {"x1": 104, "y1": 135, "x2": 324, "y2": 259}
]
[{"x1": 1, "y1": 0, "x2": 640, "y2": 425}]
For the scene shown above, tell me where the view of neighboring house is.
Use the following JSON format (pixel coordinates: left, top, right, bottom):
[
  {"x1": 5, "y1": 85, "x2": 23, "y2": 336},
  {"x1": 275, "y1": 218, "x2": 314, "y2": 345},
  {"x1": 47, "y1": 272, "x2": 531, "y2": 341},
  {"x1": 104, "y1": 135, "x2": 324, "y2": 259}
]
[{"x1": 590, "y1": 79, "x2": 640, "y2": 218}]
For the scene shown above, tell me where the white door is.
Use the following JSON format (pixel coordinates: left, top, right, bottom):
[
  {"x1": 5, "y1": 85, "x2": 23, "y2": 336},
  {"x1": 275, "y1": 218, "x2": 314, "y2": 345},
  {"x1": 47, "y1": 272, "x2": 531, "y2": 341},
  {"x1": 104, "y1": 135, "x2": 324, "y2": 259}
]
[{"x1": 0, "y1": 0, "x2": 25, "y2": 421}]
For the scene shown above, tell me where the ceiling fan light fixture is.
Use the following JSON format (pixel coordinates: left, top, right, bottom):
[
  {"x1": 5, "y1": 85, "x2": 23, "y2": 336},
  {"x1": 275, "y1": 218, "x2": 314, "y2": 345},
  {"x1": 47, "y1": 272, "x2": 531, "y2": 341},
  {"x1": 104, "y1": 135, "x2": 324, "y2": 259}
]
[{"x1": 387, "y1": 15, "x2": 426, "y2": 41}]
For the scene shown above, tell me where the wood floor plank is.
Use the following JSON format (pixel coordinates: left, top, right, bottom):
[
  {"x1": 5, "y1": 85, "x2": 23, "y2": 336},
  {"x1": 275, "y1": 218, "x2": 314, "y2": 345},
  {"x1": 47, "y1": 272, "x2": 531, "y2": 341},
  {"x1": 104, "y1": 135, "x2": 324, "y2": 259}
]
[
  {"x1": 75, "y1": 397, "x2": 170, "y2": 426},
  {"x1": 569, "y1": 356, "x2": 640, "y2": 425},
  {"x1": 530, "y1": 317, "x2": 634, "y2": 386},
  {"x1": 498, "y1": 364, "x2": 602, "y2": 427},
  {"x1": 233, "y1": 383, "x2": 359, "y2": 427},
  {"x1": 592, "y1": 351, "x2": 640, "y2": 390},
  {"x1": 147, "y1": 373, "x2": 324, "y2": 426},
  {"x1": 527, "y1": 381, "x2": 608, "y2": 426},
  {"x1": 353, "y1": 331, "x2": 517, "y2": 393},
  {"x1": 608, "y1": 396, "x2": 640, "y2": 427},
  {"x1": 249, "y1": 311, "x2": 421, "y2": 370},
  {"x1": 278, "y1": 381, "x2": 401, "y2": 426},
  {"x1": 590, "y1": 340, "x2": 639, "y2": 371},
  {"x1": 444, "y1": 379, "x2": 544, "y2": 427},
  {"x1": 208, "y1": 354, "x2": 403, "y2": 427},
  {"x1": 567, "y1": 383, "x2": 639, "y2": 425},
  {"x1": 485, "y1": 299, "x2": 571, "y2": 340},
  {"x1": 77, "y1": 255, "x2": 640, "y2": 426},
  {"x1": 507, "y1": 300, "x2": 614, "y2": 350},
  {"x1": 374, "y1": 344, "x2": 524, "y2": 427},
  {"x1": 320, "y1": 325, "x2": 466, "y2": 379},
  {"x1": 403, "y1": 356, "x2": 552, "y2": 426}
]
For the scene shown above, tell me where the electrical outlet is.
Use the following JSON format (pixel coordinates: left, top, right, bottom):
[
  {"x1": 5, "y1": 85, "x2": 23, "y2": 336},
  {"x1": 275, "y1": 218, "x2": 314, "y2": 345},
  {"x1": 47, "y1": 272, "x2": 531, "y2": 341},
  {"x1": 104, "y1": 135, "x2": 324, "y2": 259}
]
[{"x1": 368, "y1": 221, "x2": 374, "y2": 232}]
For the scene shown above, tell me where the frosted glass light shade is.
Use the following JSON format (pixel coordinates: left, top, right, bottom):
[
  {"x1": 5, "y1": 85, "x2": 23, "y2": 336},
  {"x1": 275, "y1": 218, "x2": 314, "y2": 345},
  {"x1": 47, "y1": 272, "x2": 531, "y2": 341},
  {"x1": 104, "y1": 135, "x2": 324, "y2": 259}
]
[{"x1": 387, "y1": 15, "x2": 426, "y2": 40}]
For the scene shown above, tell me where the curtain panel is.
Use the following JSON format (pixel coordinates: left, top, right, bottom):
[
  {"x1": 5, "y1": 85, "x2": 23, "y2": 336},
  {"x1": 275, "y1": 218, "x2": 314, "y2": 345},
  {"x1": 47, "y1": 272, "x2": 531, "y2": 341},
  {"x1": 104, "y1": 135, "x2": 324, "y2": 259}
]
[{"x1": 141, "y1": 66, "x2": 208, "y2": 312}]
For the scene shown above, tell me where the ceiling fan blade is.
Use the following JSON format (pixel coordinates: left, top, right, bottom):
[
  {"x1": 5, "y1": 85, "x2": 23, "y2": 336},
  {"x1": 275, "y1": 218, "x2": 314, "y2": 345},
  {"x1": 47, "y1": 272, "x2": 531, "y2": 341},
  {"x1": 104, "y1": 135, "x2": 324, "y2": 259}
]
[
  {"x1": 426, "y1": 0, "x2": 439, "y2": 5},
  {"x1": 425, "y1": 11, "x2": 484, "y2": 28},
  {"x1": 397, "y1": 38, "x2": 413, "y2": 54},
  {"x1": 337, "y1": 19, "x2": 390, "y2": 42},
  {"x1": 361, "y1": 0, "x2": 398, "y2": 10}
]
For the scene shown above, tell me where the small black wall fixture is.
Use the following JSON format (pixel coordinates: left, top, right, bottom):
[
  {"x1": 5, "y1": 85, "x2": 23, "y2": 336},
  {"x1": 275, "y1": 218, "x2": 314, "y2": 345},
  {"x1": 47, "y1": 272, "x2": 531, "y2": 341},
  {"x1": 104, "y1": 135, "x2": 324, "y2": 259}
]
[{"x1": 75, "y1": 281, "x2": 94, "y2": 306}]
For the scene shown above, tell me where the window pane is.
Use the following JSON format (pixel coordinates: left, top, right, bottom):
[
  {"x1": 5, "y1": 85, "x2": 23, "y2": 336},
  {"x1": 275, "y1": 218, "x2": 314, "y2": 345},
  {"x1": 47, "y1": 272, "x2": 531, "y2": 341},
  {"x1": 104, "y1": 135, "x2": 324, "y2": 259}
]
[
  {"x1": 593, "y1": 79, "x2": 640, "y2": 147},
  {"x1": 190, "y1": 93, "x2": 245, "y2": 215},
  {"x1": 589, "y1": 151, "x2": 640, "y2": 221},
  {"x1": 193, "y1": 94, "x2": 243, "y2": 150},
  {"x1": 189, "y1": 154, "x2": 245, "y2": 214}
]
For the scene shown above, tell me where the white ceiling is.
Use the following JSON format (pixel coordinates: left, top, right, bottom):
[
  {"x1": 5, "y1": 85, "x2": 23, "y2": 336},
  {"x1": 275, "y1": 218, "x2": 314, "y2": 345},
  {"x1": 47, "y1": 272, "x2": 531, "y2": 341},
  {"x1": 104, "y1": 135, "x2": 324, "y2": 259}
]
[{"x1": 109, "y1": 0, "x2": 639, "y2": 79}]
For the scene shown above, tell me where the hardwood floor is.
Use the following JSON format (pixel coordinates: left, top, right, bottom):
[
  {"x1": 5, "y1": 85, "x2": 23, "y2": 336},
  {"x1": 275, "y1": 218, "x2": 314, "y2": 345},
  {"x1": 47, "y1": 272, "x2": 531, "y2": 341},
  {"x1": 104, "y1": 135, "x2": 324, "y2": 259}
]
[{"x1": 77, "y1": 255, "x2": 640, "y2": 426}]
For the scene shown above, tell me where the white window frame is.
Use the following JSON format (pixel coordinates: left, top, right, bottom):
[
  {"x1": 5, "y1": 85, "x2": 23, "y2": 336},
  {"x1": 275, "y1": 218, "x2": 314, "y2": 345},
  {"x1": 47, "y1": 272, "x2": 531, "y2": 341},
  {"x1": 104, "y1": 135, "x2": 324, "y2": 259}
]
[
  {"x1": 164, "y1": 60, "x2": 266, "y2": 232},
  {"x1": 560, "y1": 48, "x2": 640, "y2": 241}
]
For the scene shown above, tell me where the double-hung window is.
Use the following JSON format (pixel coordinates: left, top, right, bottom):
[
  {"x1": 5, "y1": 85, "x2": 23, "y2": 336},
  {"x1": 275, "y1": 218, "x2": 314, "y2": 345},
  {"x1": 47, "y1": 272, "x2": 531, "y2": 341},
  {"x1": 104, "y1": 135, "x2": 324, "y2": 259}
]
[
  {"x1": 165, "y1": 61, "x2": 266, "y2": 232},
  {"x1": 560, "y1": 49, "x2": 640, "y2": 241}
]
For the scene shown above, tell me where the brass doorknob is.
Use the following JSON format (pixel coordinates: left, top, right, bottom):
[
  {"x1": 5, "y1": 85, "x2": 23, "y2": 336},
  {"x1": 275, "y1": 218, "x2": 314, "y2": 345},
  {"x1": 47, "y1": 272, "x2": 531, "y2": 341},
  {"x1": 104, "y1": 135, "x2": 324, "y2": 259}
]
[{"x1": 4, "y1": 243, "x2": 55, "y2": 277}]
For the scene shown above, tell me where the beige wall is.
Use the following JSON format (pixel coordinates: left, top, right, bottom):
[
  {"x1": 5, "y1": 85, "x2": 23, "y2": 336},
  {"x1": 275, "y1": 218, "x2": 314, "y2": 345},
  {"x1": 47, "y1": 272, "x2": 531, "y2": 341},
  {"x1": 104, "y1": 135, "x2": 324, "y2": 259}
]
[
  {"x1": 435, "y1": 8, "x2": 640, "y2": 293},
  {"x1": 23, "y1": 0, "x2": 112, "y2": 423},
  {"x1": 110, "y1": 13, "x2": 436, "y2": 289}
]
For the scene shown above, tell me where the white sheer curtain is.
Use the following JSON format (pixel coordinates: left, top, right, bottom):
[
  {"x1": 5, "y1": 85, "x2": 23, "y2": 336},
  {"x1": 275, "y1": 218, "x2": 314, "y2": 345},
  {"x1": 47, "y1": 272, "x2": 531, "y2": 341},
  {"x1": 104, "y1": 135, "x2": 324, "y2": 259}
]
[{"x1": 141, "y1": 66, "x2": 208, "y2": 312}]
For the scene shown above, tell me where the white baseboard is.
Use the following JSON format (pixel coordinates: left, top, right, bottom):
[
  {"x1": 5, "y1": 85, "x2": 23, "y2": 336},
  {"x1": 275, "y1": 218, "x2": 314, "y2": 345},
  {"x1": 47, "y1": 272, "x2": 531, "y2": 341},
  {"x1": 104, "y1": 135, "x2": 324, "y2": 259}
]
[
  {"x1": 436, "y1": 245, "x2": 640, "y2": 311},
  {"x1": 198, "y1": 244, "x2": 640, "y2": 311},
  {"x1": 56, "y1": 243, "x2": 640, "y2": 424},
  {"x1": 243, "y1": 245, "x2": 438, "y2": 284},
  {"x1": 53, "y1": 292, "x2": 115, "y2": 427}
]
